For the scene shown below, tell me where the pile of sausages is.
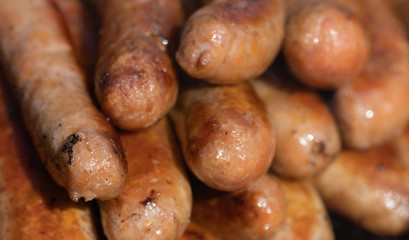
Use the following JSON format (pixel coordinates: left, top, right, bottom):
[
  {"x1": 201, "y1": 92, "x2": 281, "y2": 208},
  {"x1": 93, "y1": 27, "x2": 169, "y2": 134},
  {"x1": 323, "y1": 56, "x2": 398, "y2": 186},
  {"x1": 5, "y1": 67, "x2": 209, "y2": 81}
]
[{"x1": 0, "y1": 0, "x2": 408, "y2": 239}]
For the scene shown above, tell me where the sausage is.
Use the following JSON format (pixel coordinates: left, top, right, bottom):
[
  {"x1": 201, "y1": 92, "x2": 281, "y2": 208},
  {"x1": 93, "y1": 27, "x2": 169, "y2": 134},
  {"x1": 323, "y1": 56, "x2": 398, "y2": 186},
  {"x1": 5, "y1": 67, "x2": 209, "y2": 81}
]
[
  {"x1": 52, "y1": 0, "x2": 98, "y2": 78},
  {"x1": 99, "y1": 118, "x2": 192, "y2": 240},
  {"x1": 283, "y1": 2, "x2": 369, "y2": 89},
  {"x1": 271, "y1": 178, "x2": 334, "y2": 240},
  {"x1": 176, "y1": 0, "x2": 284, "y2": 84},
  {"x1": 179, "y1": 222, "x2": 221, "y2": 240},
  {"x1": 250, "y1": 67, "x2": 341, "y2": 179},
  {"x1": 332, "y1": 0, "x2": 409, "y2": 149},
  {"x1": 0, "y1": 72, "x2": 98, "y2": 239},
  {"x1": 169, "y1": 81, "x2": 275, "y2": 191},
  {"x1": 314, "y1": 132, "x2": 409, "y2": 236},
  {"x1": 191, "y1": 174, "x2": 287, "y2": 240},
  {"x1": 91, "y1": 0, "x2": 182, "y2": 130},
  {"x1": 0, "y1": 0, "x2": 127, "y2": 201}
]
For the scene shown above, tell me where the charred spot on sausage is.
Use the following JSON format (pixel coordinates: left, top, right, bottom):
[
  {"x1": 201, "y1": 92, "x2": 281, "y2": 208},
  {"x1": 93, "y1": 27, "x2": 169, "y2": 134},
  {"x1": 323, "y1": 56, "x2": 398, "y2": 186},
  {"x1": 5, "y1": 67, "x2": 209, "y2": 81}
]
[{"x1": 62, "y1": 133, "x2": 81, "y2": 165}]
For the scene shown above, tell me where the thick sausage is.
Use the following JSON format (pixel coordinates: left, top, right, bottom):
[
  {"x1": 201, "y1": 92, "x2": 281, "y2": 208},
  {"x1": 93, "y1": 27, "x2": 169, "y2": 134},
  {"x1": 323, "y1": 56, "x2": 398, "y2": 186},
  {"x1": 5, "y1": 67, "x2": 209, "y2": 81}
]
[
  {"x1": 271, "y1": 178, "x2": 334, "y2": 240},
  {"x1": 176, "y1": 0, "x2": 284, "y2": 84},
  {"x1": 169, "y1": 81, "x2": 275, "y2": 191},
  {"x1": 191, "y1": 174, "x2": 287, "y2": 240},
  {"x1": 92, "y1": 0, "x2": 182, "y2": 130},
  {"x1": 314, "y1": 133, "x2": 409, "y2": 236},
  {"x1": 332, "y1": 0, "x2": 409, "y2": 149},
  {"x1": 284, "y1": 2, "x2": 369, "y2": 89},
  {"x1": 250, "y1": 67, "x2": 341, "y2": 179},
  {"x1": 0, "y1": 73, "x2": 98, "y2": 239},
  {"x1": 0, "y1": 0, "x2": 127, "y2": 201},
  {"x1": 99, "y1": 118, "x2": 192, "y2": 240}
]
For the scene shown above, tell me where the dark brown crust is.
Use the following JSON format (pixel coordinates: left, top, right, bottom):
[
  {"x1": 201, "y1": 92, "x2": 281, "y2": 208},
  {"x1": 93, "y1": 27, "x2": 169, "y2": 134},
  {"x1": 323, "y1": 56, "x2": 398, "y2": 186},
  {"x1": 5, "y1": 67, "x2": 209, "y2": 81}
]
[
  {"x1": 176, "y1": 0, "x2": 284, "y2": 84},
  {"x1": 93, "y1": 0, "x2": 183, "y2": 130},
  {"x1": 170, "y1": 82, "x2": 275, "y2": 191},
  {"x1": 0, "y1": 0, "x2": 127, "y2": 201},
  {"x1": 99, "y1": 118, "x2": 192, "y2": 240}
]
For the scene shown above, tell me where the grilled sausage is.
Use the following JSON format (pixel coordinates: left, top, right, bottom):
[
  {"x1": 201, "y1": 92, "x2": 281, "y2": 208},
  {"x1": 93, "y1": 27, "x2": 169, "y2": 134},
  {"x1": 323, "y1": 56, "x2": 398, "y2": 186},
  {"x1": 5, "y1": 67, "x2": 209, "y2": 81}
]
[
  {"x1": 271, "y1": 178, "x2": 334, "y2": 240},
  {"x1": 332, "y1": 0, "x2": 409, "y2": 149},
  {"x1": 191, "y1": 174, "x2": 287, "y2": 240},
  {"x1": 284, "y1": 2, "x2": 369, "y2": 89},
  {"x1": 0, "y1": 0, "x2": 127, "y2": 202},
  {"x1": 251, "y1": 68, "x2": 341, "y2": 179},
  {"x1": 0, "y1": 72, "x2": 99, "y2": 240},
  {"x1": 176, "y1": 0, "x2": 284, "y2": 84},
  {"x1": 314, "y1": 131, "x2": 409, "y2": 236},
  {"x1": 170, "y1": 81, "x2": 275, "y2": 191},
  {"x1": 91, "y1": 0, "x2": 182, "y2": 130},
  {"x1": 99, "y1": 118, "x2": 192, "y2": 240}
]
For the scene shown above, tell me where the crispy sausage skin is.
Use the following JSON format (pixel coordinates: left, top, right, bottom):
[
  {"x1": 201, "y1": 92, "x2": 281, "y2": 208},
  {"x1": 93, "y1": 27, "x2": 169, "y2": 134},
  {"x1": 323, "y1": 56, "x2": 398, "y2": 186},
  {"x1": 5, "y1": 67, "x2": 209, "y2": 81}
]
[
  {"x1": 332, "y1": 0, "x2": 409, "y2": 149},
  {"x1": 250, "y1": 68, "x2": 341, "y2": 179},
  {"x1": 176, "y1": 0, "x2": 284, "y2": 84},
  {"x1": 0, "y1": 0, "x2": 127, "y2": 202},
  {"x1": 271, "y1": 179, "x2": 334, "y2": 240},
  {"x1": 91, "y1": 0, "x2": 182, "y2": 130},
  {"x1": 314, "y1": 132, "x2": 409, "y2": 236},
  {"x1": 170, "y1": 81, "x2": 275, "y2": 191},
  {"x1": 284, "y1": 2, "x2": 369, "y2": 89},
  {"x1": 0, "y1": 74, "x2": 98, "y2": 239},
  {"x1": 191, "y1": 174, "x2": 287, "y2": 240},
  {"x1": 99, "y1": 118, "x2": 192, "y2": 240}
]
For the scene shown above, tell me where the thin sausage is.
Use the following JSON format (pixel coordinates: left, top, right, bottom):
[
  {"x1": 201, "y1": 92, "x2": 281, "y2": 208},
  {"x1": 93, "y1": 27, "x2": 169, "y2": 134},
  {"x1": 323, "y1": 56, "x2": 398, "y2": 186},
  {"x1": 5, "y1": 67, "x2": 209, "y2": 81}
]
[
  {"x1": 0, "y1": 0, "x2": 127, "y2": 201},
  {"x1": 0, "y1": 72, "x2": 99, "y2": 240}
]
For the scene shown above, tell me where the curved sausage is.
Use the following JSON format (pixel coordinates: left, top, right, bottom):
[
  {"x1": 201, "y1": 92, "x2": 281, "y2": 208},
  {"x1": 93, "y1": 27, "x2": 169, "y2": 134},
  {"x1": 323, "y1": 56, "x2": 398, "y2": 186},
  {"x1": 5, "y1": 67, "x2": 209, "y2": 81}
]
[
  {"x1": 176, "y1": 0, "x2": 284, "y2": 84},
  {"x1": 314, "y1": 134, "x2": 409, "y2": 236},
  {"x1": 0, "y1": 0, "x2": 127, "y2": 202},
  {"x1": 99, "y1": 118, "x2": 192, "y2": 240},
  {"x1": 284, "y1": 2, "x2": 369, "y2": 89},
  {"x1": 92, "y1": 0, "x2": 182, "y2": 130},
  {"x1": 169, "y1": 81, "x2": 275, "y2": 191},
  {"x1": 250, "y1": 68, "x2": 341, "y2": 179},
  {"x1": 0, "y1": 73, "x2": 98, "y2": 239},
  {"x1": 191, "y1": 174, "x2": 287, "y2": 240},
  {"x1": 271, "y1": 178, "x2": 334, "y2": 240}
]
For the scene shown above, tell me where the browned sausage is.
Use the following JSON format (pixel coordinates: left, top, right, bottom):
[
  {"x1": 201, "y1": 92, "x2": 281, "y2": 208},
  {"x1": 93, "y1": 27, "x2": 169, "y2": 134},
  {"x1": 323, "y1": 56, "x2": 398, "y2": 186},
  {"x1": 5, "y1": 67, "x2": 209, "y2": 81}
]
[
  {"x1": 179, "y1": 222, "x2": 221, "y2": 240},
  {"x1": 0, "y1": 72, "x2": 99, "y2": 239},
  {"x1": 314, "y1": 132, "x2": 409, "y2": 236},
  {"x1": 284, "y1": 2, "x2": 369, "y2": 89},
  {"x1": 271, "y1": 178, "x2": 334, "y2": 240},
  {"x1": 170, "y1": 81, "x2": 275, "y2": 191},
  {"x1": 332, "y1": 0, "x2": 409, "y2": 149},
  {"x1": 191, "y1": 174, "x2": 287, "y2": 240},
  {"x1": 0, "y1": 0, "x2": 127, "y2": 202},
  {"x1": 250, "y1": 67, "x2": 341, "y2": 179},
  {"x1": 91, "y1": 0, "x2": 182, "y2": 130},
  {"x1": 99, "y1": 118, "x2": 192, "y2": 240},
  {"x1": 176, "y1": 0, "x2": 284, "y2": 84}
]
